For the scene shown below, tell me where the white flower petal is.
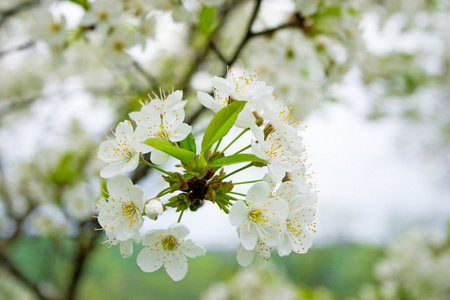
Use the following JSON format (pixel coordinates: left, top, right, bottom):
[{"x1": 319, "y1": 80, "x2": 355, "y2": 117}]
[
  {"x1": 100, "y1": 162, "x2": 127, "y2": 178},
  {"x1": 150, "y1": 149, "x2": 169, "y2": 165},
  {"x1": 165, "y1": 251, "x2": 188, "y2": 281},
  {"x1": 197, "y1": 91, "x2": 214, "y2": 110},
  {"x1": 169, "y1": 123, "x2": 191, "y2": 142},
  {"x1": 180, "y1": 239, "x2": 206, "y2": 258},
  {"x1": 169, "y1": 223, "x2": 190, "y2": 239},
  {"x1": 229, "y1": 200, "x2": 249, "y2": 226},
  {"x1": 277, "y1": 234, "x2": 292, "y2": 257},
  {"x1": 236, "y1": 243, "x2": 255, "y2": 267},
  {"x1": 239, "y1": 223, "x2": 258, "y2": 250},
  {"x1": 107, "y1": 176, "x2": 132, "y2": 199},
  {"x1": 137, "y1": 246, "x2": 164, "y2": 272}
]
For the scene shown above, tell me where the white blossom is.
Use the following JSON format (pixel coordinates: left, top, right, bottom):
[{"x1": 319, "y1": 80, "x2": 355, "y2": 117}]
[
  {"x1": 273, "y1": 182, "x2": 317, "y2": 256},
  {"x1": 251, "y1": 128, "x2": 303, "y2": 182},
  {"x1": 97, "y1": 121, "x2": 151, "y2": 178},
  {"x1": 102, "y1": 230, "x2": 140, "y2": 258},
  {"x1": 82, "y1": 0, "x2": 123, "y2": 30},
  {"x1": 97, "y1": 176, "x2": 145, "y2": 241},
  {"x1": 137, "y1": 223, "x2": 206, "y2": 281},
  {"x1": 133, "y1": 107, "x2": 191, "y2": 164},
  {"x1": 229, "y1": 182, "x2": 289, "y2": 250}
]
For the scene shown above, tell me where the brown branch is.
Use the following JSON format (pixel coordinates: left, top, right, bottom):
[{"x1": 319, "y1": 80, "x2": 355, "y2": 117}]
[
  {"x1": 0, "y1": 0, "x2": 40, "y2": 27},
  {"x1": 132, "y1": 59, "x2": 160, "y2": 88},
  {"x1": 0, "y1": 40, "x2": 35, "y2": 59},
  {"x1": 65, "y1": 226, "x2": 98, "y2": 300},
  {"x1": 251, "y1": 22, "x2": 299, "y2": 37},
  {"x1": 0, "y1": 250, "x2": 49, "y2": 300},
  {"x1": 222, "y1": 0, "x2": 262, "y2": 74}
]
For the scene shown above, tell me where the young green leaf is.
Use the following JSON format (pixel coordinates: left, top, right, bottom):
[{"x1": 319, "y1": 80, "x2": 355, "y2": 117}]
[
  {"x1": 201, "y1": 101, "x2": 246, "y2": 154},
  {"x1": 179, "y1": 133, "x2": 197, "y2": 154},
  {"x1": 199, "y1": 6, "x2": 216, "y2": 34},
  {"x1": 145, "y1": 138, "x2": 195, "y2": 165},
  {"x1": 209, "y1": 154, "x2": 267, "y2": 168}
]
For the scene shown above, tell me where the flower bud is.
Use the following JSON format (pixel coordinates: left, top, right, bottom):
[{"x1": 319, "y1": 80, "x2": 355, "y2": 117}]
[{"x1": 144, "y1": 198, "x2": 164, "y2": 220}]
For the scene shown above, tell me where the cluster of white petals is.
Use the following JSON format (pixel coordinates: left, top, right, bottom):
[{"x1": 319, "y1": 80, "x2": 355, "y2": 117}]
[{"x1": 197, "y1": 66, "x2": 317, "y2": 266}]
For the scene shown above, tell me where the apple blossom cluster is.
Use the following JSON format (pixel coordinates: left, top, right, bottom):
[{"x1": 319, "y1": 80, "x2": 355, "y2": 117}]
[{"x1": 95, "y1": 67, "x2": 318, "y2": 281}]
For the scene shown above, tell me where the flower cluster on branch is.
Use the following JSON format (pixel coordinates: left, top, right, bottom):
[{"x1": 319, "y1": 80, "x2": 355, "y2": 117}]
[{"x1": 95, "y1": 67, "x2": 318, "y2": 280}]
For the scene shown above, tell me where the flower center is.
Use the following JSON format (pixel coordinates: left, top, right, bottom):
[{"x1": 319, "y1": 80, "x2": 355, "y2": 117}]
[
  {"x1": 156, "y1": 124, "x2": 170, "y2": 140},
  {"x1": 161, "y1": 235, "x2": 178, "y2": 251},
  {"x1": 113, "y1": 41, "x2": 124, "y2": 51},
  {"x1": 122, "y1": 202, "x2": 138, "y2": 217},
  {"x1": 249, "y1": 207, "x2": 265, "y2": 223}
]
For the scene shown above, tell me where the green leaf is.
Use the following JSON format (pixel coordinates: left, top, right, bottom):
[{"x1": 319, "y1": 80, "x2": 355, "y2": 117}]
[
  {"x1": 209, "y1": 154, "x2": 267, "y2": 168},
  {"x1": 145, "y1": 138, "x2": 195, "y2": 165},
  {"x1": 179, "y1": 133, "x2": 197, "y2": 153},
  {"x1": 69, "y1": 0, "x2": 90, "y2": 9},
  {"x1": 201, "y1": 101, "x2": 246, "y2": 154},
  {"x1": 199, "y1": 6, "x2": 216, "y2": 34}
]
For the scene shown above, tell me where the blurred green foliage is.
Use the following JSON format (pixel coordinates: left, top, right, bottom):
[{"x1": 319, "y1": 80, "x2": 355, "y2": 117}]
[{"x1": 6, "y1": 237, "x2": 383, "y2": 299}]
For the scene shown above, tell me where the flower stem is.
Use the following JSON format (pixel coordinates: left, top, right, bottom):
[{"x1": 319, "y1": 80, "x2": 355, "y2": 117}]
[
  {"x1": 177, "y1": 209, "x2": 185, "y2": 223},
  {"x1": 222, "y1": 128, "x2": 249, "y2": 153},
  {"x1": 233, "y1": 179, "x2": 262, "y2": 185},
  {"x1": 157, "y1": 187, "x2": 171, "y2": 198},
  {"x1": 234, "y1": 145, "x2": 251, "y2": 155},
  {"x1": 213, "y1": 138, "x2": 222, "y2": 153},
  {"x1": 223, "y1": 162, "x2": 253, "y2": 179},
  {"x1": 229, "y1": 191, "x2": 246, "y2": 197},
  {"x1": 140, "y1": 154, "x2": 171, "y2": 175}
]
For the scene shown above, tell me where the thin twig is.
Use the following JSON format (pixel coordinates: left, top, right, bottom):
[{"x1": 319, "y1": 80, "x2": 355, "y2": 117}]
[
  {"x1": 209, "y1": 40, "x2": 227, "y2": 64},
  {"x1": 132, "y1": 59, "x2": 159, "y2": 88},
  {"x1": 65, "y1": 230, "x2": 98, "y2": 300},
  {"x1": 251, "y1": 22, "x2": 299, "y2": 37},
  {"x1": 0, "y1": 0, "x2": 40, "y2": 27},
  {"x1": 0, "y1": 40, "x2": 35, "y2": 59},
  {"x1": 0, "y1": 250, "x2": 49, "y2": 300},
  {"x1": 223, "y1": 0, "x2": 262, "y2": 73}
]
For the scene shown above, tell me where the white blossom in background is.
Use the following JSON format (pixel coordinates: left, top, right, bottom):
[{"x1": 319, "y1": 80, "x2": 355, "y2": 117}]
[
  {"x1": 81, "y1": 0, "x2": 123, "y2": 32},
  {"x1": 103, "y1": 29, "x2": 139, "y2": 66},
  {"x1": 372, "y1": 228, "x2": 450, "y2": 300},
  {"x1": 29, "y1": 7, "x2": 67, "y2": 48},
  {"x1": 138, "y1": 13, "x2": 157, "y2": 48},
  {"x1": 63, "y1": 180, "x2": 97, "y2": 221},
  {"x1": 137, "y1": 223, "x2": 206, "y2": 281},
  {"x1": 149, "y1": 0, "x2": 194, "y2": 23},
  {"x1": 97, "y1": 120, "x2": 151, "y2": 178},
  {"x1": 200, "y1": 263, "x2": 298, "y2": 300},
  {"x1": 24, "y1": 203, "x2": 70, "y2": 237},
  {"x1": 97, "y1": 176, "x2": 145, "y2": 241}
]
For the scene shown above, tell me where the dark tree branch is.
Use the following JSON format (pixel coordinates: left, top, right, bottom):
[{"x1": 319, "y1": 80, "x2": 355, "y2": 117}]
[
  {"x1": 0, "y1": 40, "x2": 35, "y2": 59},
  {"x1": 0, "y1": 250, "x2": 49, "y2": 300},
  {"x1": 209, "y1": 40, "x2": 227, "y2": 64},
  {"x1": 65, "y1": 228, "x2": 98, "y2": 300},
  {"x1": 132, "y1": 59, "x2": 160, "y2": 88},
  {"x1": 251, "y1": 22, "x2": 299, "y2": 37},
  {"x1": 0, "y1": 0, "x2": 40, "y2": 27},
  {"x1": 223, "y1": 0, "x2": 262, "y2": 74}
]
